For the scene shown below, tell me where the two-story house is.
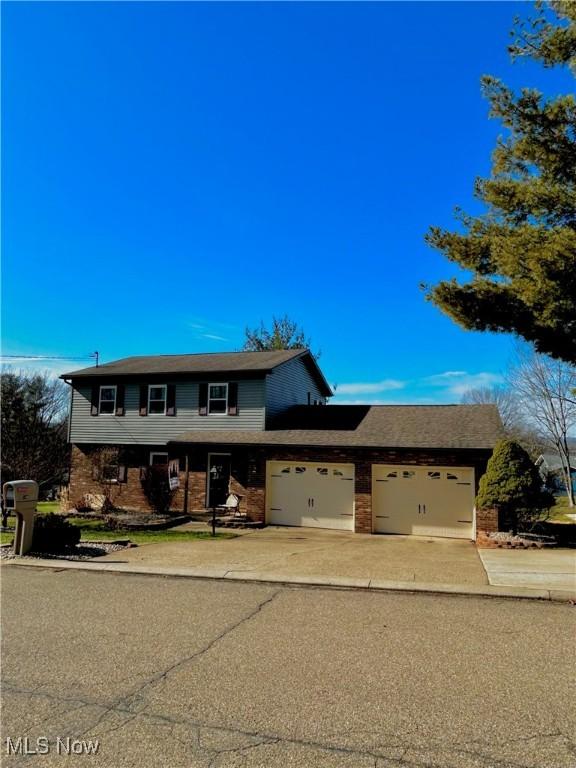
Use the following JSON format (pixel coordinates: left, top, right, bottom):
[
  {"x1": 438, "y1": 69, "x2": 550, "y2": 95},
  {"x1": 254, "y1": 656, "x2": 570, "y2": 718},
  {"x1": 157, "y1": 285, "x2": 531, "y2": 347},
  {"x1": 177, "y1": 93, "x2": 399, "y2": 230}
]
[{"x1": 61, "y1": 349, "x2": 503, "y2": 540}]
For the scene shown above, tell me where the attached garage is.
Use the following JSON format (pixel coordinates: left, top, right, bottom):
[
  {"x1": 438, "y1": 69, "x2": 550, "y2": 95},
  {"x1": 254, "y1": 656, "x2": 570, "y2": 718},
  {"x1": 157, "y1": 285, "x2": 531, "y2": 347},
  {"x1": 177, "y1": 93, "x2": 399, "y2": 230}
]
[
  {"x1": 372, "y1": 464, "x2": 475, "y2": 539},
  {"x1": 266, "y1": 460, "x2": 355, "y2": 530}
]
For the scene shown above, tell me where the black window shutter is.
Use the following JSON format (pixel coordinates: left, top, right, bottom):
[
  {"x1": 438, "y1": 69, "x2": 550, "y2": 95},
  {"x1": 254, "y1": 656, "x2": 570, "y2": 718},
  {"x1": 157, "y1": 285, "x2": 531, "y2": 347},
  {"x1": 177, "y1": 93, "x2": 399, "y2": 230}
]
[
  {"x1": 139, "y1": 385, "x2": 148, "y2": 416},
  {"x1": 166, "y1": 384, "x2": 176, "y2": 416},
  {"x1": 199, "y1": 383, "x2": 208, "y2": 416},
  {"x1": 116, "y1": 384, "x2": 125, "y2": 416},
  {"x1": 228, "y1": 382, "x2": 238, "y2": 416},
  {"x1": 91, "y1": 386, "x2": 99, "y2": 416}
]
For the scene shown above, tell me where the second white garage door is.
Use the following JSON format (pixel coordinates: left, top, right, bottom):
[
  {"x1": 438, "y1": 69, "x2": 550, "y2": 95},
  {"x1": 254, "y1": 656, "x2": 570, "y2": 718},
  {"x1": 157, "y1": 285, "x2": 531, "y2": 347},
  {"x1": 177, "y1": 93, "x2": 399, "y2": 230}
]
[
  {"x1": 266, "y1": 461, "x2": 355, "y2": 530},
  {"x1": 372, "y1": 465, "x2": 475, "y2": 539}
]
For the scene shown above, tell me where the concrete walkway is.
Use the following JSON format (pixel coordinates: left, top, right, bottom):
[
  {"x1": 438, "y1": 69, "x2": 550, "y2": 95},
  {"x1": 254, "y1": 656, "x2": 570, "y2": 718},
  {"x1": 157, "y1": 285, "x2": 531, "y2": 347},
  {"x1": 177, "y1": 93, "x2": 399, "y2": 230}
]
[{"x1": 478, "y1": 548, "x2": 576, "y2": 591}]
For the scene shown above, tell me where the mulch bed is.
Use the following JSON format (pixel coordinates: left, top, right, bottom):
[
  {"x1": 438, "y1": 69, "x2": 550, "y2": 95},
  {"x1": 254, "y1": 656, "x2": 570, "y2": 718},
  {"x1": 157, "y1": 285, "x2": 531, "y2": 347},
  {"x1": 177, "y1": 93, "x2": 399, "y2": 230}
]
[{"x1": 0, "y1": 541, "x2": 130, "y2": 561}]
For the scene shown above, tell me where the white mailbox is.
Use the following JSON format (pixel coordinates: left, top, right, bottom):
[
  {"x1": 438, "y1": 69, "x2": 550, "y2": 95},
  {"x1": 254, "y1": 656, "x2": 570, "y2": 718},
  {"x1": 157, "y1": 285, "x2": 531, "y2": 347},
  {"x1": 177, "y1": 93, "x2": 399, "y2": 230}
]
[{"x1": 3, "y1": 480, "x2": 39, "y2": 555}]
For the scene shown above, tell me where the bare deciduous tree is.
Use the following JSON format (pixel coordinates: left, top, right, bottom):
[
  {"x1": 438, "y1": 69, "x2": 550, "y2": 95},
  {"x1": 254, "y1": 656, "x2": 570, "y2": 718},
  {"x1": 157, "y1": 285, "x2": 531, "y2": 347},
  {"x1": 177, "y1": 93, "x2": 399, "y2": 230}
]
[
  {"x1": 509, "y1": 350, "x2": 576, "y2": 507},
  {"x1": 461, "y1": 384, "x2": 546, "y2": 458},
  {"x1": 1, "y1": 368, "x2": 70, "y2": 490},
  {"x1": 461, "y1": 386, "x2": 518, "y2": 431},
  {"x1": 243, "y1": 315, "x2": 319, "y2": 358}
]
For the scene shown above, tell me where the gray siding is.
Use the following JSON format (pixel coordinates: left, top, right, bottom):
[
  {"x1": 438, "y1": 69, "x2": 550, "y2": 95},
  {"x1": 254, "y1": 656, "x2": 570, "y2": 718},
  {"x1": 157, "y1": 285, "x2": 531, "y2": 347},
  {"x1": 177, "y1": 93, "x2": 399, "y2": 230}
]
[
  {"x1": 69, "y1": 379, "x2": 265, "y2": 445},
  {"x1": 265, "y1": 357, "x2": 326, "y2": 420}
]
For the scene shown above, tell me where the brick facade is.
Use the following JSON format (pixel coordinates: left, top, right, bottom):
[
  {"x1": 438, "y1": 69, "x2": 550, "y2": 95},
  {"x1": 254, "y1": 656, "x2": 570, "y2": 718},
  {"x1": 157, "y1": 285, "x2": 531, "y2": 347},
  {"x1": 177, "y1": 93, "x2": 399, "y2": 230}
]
[{"x1": 67, "y1": 442, "x2": 492, "y2": 534}]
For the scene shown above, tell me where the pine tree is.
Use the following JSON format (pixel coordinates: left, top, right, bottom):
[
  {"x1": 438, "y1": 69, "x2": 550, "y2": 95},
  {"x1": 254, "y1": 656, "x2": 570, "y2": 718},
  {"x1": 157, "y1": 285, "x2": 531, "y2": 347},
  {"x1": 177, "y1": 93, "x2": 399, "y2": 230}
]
[
  {"x1": 476, "y1": 439, "x2": 554, "y2": 532},
  {"x1": 425, "y1": 2, "x2": 576, "y2": 363}
]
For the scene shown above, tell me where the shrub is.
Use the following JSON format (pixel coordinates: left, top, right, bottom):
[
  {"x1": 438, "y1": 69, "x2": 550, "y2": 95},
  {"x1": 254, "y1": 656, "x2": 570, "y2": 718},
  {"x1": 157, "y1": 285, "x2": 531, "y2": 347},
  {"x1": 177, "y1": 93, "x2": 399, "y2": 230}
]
[
  {"x1": 476, "y1": 439, "x2": 554, "y2": 533},
  {"x1": 141, "y1": 465, "x2": 177, "y2": 515},
  {"x1": 32, "y1": 513, "x2": 81, "y2": 552}
]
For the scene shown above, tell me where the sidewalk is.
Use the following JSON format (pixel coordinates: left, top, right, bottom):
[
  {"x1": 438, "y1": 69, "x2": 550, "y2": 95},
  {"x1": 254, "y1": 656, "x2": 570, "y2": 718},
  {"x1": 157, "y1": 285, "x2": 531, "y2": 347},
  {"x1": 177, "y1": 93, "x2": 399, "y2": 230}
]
[
  {"x1": 478, "y1": 548, "x2": 576, "y2": 591},
  {"x1": 3, "y1": 526, "x2": 575, "y2": 601}
]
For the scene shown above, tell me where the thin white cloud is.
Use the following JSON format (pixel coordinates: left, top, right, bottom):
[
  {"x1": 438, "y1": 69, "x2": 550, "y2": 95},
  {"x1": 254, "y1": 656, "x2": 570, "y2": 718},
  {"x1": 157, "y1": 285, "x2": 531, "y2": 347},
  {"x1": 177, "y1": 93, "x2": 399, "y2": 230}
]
[
  {"x1": 202, "y1": 333, "x2": 228, "y2": 342},
  {"x1": 336, "y1": 379, "x2": 405, "y2": 395},
  {"x1": 425, "y1": 370, "x2": 504, "y2": 397},
  {"x1": 1, "y1": 359, "x2": 77, "y2": 379}
]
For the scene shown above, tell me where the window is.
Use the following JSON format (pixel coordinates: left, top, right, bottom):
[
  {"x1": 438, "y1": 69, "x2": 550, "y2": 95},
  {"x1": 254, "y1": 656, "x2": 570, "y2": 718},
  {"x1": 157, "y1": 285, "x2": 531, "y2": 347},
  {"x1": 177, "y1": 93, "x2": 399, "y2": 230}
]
[
  {"x1": 148, "y1": 385, "x2": 167, "y2": 415},
  {"x1": 402, "y1": 470, "x2": 415, "y2": 479},
  {"x1": 150, "y1": 452, "x2": 169, "y2": 466},
  {"x1": 447, "y1": 472, "x2": 458, "y2": 481},
  {"x1": 99, "y1": 386, "x2": 117, "y2": 415},
  {"x1": 92, "y1": 448, "x2": 126, "y2": 483},
  {"x1": 386, "y1": 471, "x2": 398, "y2": 478},
  {"x1": 317, "y1": 467, "x2": 328, "y2": 476},
  {"x1": 208, "y1": 383, "x2": 228, "y2": 415},
  {"x1": 295, "y1": 466, "x2": 307, "y2": 474},
  {"x1": 427, "y1": 471, "x2": 441, "y2": 480}
]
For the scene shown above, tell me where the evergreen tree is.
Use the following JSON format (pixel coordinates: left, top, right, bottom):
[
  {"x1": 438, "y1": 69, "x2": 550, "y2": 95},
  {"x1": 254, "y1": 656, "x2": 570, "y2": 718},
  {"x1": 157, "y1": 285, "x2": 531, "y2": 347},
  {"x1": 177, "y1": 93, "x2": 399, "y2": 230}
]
[
  {"x1": 425, "y1": 2, "x2": 576, "y2": 363},
  {"x1": 476, "y1": 438, "x2": 554, "y2": 532}
]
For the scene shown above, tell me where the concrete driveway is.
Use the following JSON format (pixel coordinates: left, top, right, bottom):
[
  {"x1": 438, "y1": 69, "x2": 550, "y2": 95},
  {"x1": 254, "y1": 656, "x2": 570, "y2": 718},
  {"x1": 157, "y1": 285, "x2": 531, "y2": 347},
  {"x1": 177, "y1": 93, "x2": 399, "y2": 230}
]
[
  {"x1": 99, "y1": 526, "x2": 488, "y2": 586},
  {"x1": 478, "y1": 548, "x2": 576, "y2": 590}
]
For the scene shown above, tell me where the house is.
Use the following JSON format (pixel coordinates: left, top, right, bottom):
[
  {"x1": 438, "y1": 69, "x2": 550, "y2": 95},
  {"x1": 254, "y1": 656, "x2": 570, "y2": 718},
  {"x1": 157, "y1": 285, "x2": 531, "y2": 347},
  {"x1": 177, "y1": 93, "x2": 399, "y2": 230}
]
[
  {"x1": 535, "y1": 452, "x2": 576, "y2": 495},
  {"x1": 61, "y1": 349, "x2": 503, "y2": 540}
]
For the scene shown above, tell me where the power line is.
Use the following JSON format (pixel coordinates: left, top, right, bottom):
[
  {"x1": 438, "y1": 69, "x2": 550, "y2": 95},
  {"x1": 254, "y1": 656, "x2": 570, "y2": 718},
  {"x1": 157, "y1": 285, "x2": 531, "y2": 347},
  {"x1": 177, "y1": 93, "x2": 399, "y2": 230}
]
[{"x1": 0, "y1": 356, "x2": 93, "y2": 361}]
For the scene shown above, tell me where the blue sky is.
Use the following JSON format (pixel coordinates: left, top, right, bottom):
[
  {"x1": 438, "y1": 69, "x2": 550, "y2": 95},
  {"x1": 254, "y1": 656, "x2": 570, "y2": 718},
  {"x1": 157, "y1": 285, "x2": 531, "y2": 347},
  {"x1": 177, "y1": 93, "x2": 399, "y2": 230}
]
[{"x1": 2, "y1": 2, "x2": 571, "y2": 403}]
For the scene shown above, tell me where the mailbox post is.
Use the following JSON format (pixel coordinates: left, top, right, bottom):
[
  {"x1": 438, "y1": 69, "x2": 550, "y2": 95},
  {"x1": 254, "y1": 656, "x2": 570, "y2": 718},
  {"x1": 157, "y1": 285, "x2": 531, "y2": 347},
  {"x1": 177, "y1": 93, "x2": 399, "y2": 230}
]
[{"x1": 3, "y1": 480, "x2": 39, "y2": 555}]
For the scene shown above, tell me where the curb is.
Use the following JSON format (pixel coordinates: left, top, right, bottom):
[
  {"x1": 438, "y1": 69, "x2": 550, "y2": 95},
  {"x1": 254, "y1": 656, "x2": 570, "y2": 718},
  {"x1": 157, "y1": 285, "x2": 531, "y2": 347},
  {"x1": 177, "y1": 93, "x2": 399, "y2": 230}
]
[{"x1": 3, "y1": 557, "x2": 574, "y2": 602}]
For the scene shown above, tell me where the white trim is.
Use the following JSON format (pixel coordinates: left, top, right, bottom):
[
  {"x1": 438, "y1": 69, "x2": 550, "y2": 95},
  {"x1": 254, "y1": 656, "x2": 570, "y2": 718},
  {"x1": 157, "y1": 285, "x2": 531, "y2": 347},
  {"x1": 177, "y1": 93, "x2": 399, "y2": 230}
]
[
  {"x1": 98, "y1": 385, "x2": 117, "y2": 415},
  {"x1": 149, "y1": 452, "x2": 169, "y2": 466},
  {"x1": 206, "y1": 452, "x2": 231, "y2": 507},
  {"x1": 148, "y1": 384, "x2": 167, "y2": 416},
  {"x1": 208, "y1": 382, "x2": 228, "y2": 416}
]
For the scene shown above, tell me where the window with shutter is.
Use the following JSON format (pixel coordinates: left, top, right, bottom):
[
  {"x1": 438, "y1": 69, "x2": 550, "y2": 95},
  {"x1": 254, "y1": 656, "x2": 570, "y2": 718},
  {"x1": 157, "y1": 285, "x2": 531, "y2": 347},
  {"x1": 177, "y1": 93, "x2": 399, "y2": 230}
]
[
  {"x1": 148, "y1": 385, "x2": 167, "y2": 415},
  {"x1": 208, "y1": 383, "x2": 228, "y2": 415},
  {"x1": 98, "y1": 386, "x2": 117, "y2": 415}
]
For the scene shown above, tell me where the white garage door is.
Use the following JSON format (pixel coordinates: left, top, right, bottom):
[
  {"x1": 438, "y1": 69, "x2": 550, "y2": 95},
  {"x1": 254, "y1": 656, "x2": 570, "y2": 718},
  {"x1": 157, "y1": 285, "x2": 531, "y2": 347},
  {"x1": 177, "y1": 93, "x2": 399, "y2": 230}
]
[
  {"x1": 372, "y1": 465, "x2": 475, "y2": 539},
  {"x1": 266, "y1": 461, "x2": 355, "y2": 531}
]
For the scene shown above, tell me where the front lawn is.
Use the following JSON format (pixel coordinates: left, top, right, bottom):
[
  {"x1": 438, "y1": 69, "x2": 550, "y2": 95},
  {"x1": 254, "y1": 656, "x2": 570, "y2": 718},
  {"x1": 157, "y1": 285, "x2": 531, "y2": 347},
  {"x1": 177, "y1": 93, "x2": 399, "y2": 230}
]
[
  {"x1": 547, "y1": 495, "x2": 576, "y2": 524},
  {"x1": 1, "y1": 515, "x2": 235, "y2": 548},
  {"x1": 37, "y1": 501, "x2": 61, "y2": 514}
]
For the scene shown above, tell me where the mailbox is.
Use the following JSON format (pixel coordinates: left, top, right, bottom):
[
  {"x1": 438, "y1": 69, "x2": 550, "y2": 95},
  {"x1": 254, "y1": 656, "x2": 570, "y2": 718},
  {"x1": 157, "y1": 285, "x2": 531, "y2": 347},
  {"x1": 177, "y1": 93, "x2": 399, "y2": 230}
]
[{"x1": 3, "y1": 480, "x2": 38, "y2": 555}]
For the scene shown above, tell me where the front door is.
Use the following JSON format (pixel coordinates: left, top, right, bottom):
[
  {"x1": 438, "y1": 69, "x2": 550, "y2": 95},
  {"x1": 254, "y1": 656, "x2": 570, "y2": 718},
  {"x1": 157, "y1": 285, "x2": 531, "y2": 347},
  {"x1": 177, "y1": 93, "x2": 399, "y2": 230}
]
[{"x1": 207, "y1": 454, "x2": 231, "y2": 507}]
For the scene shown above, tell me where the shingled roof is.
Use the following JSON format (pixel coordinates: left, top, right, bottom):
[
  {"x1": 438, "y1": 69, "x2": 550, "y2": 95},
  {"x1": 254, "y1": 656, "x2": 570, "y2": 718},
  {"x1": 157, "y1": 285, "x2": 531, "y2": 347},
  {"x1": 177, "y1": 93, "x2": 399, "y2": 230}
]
[
  {"x1": 61, "y1": 349, "x2": 332, "y2": 396},
  {"x1": 170, "y1": 404, "x2": 503, "y2": 450}
]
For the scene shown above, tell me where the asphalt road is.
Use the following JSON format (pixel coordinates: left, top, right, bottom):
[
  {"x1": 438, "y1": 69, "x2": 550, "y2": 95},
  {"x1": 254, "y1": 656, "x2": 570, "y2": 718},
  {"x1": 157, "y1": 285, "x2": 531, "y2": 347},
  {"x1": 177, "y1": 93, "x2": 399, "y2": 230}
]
[{"x1": 1, "y1": 566, "x2": 574, "y2": 768}]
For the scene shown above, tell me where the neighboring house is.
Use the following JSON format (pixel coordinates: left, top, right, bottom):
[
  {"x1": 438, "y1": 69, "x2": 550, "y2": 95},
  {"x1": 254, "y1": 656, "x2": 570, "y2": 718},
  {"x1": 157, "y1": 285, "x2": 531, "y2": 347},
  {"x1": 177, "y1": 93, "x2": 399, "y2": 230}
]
[
  {"x1": 535, "y1": 452, "x2": 576, "y2": 495},
  {"x1": 61, "y1": 349, "x2": 503, "y2": 540}
]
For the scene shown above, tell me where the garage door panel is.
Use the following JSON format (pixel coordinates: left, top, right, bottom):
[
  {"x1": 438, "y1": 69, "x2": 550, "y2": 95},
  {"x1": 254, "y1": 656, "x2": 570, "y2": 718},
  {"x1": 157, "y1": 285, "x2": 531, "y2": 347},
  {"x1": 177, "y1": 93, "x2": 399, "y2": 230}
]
[
  {"x1": 267, "y1": 462, "x2": 354, "y2": 531},
  {"x1": 373, "y1": 465, "x2": 474, "y2": 540}
]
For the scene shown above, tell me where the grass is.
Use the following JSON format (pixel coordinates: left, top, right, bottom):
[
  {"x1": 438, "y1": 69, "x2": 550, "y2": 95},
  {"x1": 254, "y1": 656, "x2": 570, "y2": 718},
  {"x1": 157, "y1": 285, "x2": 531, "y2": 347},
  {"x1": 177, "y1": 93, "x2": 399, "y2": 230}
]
[
  {"x1": 37, "y1": 501, "x2": 61, "y2": 514},
  {"x1": 547, "y1": 495, "x2": 576, "y2": 524},
  {"x1": 1, "y1": 513, "x2": 235, "y2": 547}
]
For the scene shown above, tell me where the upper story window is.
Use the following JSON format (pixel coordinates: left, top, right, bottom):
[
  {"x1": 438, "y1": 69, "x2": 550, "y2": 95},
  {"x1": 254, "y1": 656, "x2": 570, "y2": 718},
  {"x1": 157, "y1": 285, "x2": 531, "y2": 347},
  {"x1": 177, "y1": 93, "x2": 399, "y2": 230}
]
[
  {"x1": 208, "y1": 383, "x2": 228, "y2": 415},
  {"x1": 99, "y1": 386, "x2": 117, "y2": 415},
  {"x1": 148, "y1": 385, "x2": 167, "y2": 415}
]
